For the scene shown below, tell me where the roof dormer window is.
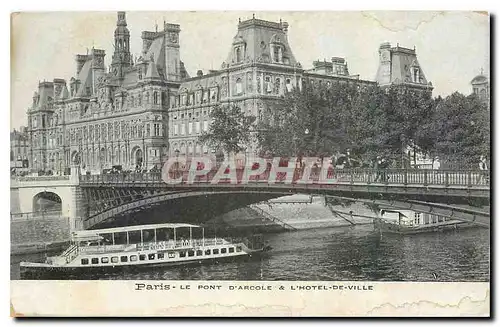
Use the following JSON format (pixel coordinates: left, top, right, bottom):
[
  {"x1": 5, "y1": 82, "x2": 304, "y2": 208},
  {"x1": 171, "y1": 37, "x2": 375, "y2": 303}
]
[
  {"x1": 273, "y1": 46, "x2": 279, "y2": 62},
  {"x1": 235, "y1": 47, "x2": 242, "y2": 63},
  {"x1": 412, "y1": 67, "x2": 420, "y2": 83}
]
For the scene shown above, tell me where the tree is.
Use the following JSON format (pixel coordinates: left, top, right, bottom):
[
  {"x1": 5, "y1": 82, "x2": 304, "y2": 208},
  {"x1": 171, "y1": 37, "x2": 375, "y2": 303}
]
[
  {"x1": 198, "y1": 104, "x2": 256, "y2": 157},
  {"x1": 256, "y1": 82, "x2": 356, "y2": 158},
  {"x1": 416, "y1": 92, "x2": 490, "y2": 167}
]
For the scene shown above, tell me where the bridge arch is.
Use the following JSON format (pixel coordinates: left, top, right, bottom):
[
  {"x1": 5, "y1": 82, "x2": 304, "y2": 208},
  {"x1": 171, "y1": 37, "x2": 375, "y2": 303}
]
[
  {"x1": 33, "y1": 191, "x2": 62, "y2": 215},
  {"x1": 84, "y1": 190, "x2": 285, "y2": 229}
]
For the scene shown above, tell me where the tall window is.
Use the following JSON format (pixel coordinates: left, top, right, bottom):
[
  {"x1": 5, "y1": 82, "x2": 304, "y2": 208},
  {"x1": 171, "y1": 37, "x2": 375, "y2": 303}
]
[
  {"x1": 203, "y1": 121, "x2": 208, "y2": 132},
  {"x1": 273, "y1": 46, "x2": 279, "y2": 62},
  {"x1": 154, "y1": 124, "x2": 160, "y2": 136},
  {"x1": 173, "y1": 124, "x2": 178, "y2": 135},
  {"x1": 236, "y1": 47, "x2": 242, "y2": 63},
  {"x1": 153, "y1": 91, "x2": 159, "y2": 105},
  {"x1": 188, "y1": 122, "x2": 193, "y2": 134},
  {"x1": 275, "y1": 78, "x2": 281, "y2": 94},
  {"x1": 412, "y1": 68, "x2": 420, "y2": 83},
  {"x1": 195, "y1": 122, "x2": 200, "y2": 134},
  {"x1": 236, "y1": 78, "x2": 243, "y2": 95},
  {"x1": 181, "y1": 124, "x2": 185, "y2": 135}
]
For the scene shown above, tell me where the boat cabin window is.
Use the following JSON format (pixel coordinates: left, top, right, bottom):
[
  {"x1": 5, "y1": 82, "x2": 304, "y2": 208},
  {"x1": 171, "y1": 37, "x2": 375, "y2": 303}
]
[
  {"x1": 180, "y1": 252, "x2": 186, "y2": 258},
  {"x1": 113, "y1": 232, "x2": 128, "y2": 245},
  {"x1": 188, "y1": 250, "x2": 195, "y2": 257},
  {"x1": 91, "y1": 258, "x2": 99, "y2": 264},
  {"x1": 101, "y1": 257, "x2": 109, "y2": 263},
  {"x1": 139, "y1": 254, "x2": 146, "y2": 261},
  {"x1": 156, "y1": 228, "x2": 171, "y2": 242},
  {"x1": 236, "y1": 246, "x2": 242, "y2": 252},
  {"x1": 221, "y1": 248, "x2": 227, "y2": 254},
  {"x1": 213, "y1": 249, "x2": 219, "y2": 255},
  {"x1": 142, "y1": 229, "x2": 156, "y2": 243},
  {"x1": 120, "y1": 256, "x2": 128, "y2": 263},
  {"x1": 130, "y1": 255, "x2": 138, "y2": 262},
  {"x1": 128, "y1": 231, "x2": 141, "y2": 244},
  {"x1": 148, "y1": 253, "x2": 156, "y2": 260},
  {"x1": 229, "y1": 247, "x2": 234, "y2": 253},
  {"x1": 99, "y1": 233, "x2": 113, "y2": 245},
  {"x1": 81, "y1": 258, "x2": 89, "y2": 265},
  {"x1": 205, "y1": 249, "x2": 211, "y2": 255},
  {"x1": 158, "y1": 253, "x2": 165, "y2": 260},
  {"x1": 196, "y1": 250, "x2": 203, "y2": 256},
  {"x1": 111, "y1": 257, "x2": 119, "y2": 263}
]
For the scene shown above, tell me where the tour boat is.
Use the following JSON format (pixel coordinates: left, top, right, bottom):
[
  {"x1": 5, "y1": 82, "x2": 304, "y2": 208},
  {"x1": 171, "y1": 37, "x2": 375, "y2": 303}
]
[
  {"x1": 20, "y1": 223, "x2": 271, "y2": 279},
  {"x1": 373, "y1": 209, "x2": 477, "y2": 234}
]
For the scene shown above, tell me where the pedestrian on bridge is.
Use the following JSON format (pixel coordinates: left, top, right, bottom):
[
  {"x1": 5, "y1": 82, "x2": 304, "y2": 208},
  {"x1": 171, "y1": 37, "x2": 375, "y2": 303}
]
[{"x1": 477, "y1": 156, "x2": 489, "y2": 184}]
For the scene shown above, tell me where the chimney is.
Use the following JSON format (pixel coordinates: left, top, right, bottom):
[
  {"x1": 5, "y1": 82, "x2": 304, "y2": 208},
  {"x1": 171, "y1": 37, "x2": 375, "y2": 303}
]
[
  {"x1": 281, "y1": 21, "x2": 289, "y2": 33},
  {"x1": 75, "y1": 54, "x2": 89, "y2": 75}
]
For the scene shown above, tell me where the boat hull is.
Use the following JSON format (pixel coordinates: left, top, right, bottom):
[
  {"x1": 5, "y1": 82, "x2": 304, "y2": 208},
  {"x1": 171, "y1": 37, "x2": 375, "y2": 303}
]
[
  {"x1": 373, "y1": 218, "x2": 480, "y2": 235},
  {"x1": 20, "y1": 250, "x2": 266, "y2": 280}
]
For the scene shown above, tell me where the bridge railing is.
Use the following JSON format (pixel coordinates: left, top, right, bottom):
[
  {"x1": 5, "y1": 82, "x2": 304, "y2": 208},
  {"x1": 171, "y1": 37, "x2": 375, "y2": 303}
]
[
  {"x1": 15, "y1": 175, "x2": 70, "y2": 182},
  {"x1": 10, "y1": 210, "x2": 65, "y2": 220},
  {"x1": 79, "y1": 168, "x2": 490, "y2": 187}
]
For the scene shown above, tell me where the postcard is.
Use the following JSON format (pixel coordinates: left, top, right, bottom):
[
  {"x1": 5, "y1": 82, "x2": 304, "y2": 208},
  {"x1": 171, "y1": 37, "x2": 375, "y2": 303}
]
[{"x1": 10, "y1": 10, "x2": 490, "y2": 317}]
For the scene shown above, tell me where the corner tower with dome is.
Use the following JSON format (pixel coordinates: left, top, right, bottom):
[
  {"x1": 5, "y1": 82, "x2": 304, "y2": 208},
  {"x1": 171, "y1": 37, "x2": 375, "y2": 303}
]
[{"x1": 471, "y1": 69, "x2": 489, "y2": 104}]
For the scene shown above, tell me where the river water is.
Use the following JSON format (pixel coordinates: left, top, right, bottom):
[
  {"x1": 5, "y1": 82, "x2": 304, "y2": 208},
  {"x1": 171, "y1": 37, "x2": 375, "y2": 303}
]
[{"x1": 11, "y1": 224, "x2": 489, "y2": 281}]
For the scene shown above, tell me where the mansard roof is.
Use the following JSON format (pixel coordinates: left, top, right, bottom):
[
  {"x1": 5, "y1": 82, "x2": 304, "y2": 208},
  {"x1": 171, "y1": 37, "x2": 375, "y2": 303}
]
[
  {"x1": 178, "y1": 71, "x2": 222, "y2": 92},
  {"x1": 222, "y1": 17, "x2": 299, "y2": 68}
]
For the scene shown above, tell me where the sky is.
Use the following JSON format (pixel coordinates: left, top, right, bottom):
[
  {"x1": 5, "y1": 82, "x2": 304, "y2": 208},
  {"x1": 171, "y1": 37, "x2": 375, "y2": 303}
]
[{"x1": 10, "y1": 11, "x2": 489, "y2": 129}]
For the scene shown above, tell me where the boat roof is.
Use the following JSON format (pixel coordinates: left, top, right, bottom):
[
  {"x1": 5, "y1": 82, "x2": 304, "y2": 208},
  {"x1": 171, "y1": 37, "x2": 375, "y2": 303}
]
[
  {"x1": 380, "y1": 209, "x2": 414, "y2": 217},
  {"x1": 72, "y1": 234, "x2": 104, "y2": 242},
  {"x1": 74, "y1": 223, "x2": 201, "y2": 237}
]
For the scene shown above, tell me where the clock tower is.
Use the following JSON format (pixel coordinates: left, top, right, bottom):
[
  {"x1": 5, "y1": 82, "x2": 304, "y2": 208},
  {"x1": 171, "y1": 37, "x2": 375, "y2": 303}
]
[
  {"x1": 110, "y1": 11, "x2": 131, "y2": 80},
  {"x1": 164, "y1": 23, "x2": 181, "y2": 81}
]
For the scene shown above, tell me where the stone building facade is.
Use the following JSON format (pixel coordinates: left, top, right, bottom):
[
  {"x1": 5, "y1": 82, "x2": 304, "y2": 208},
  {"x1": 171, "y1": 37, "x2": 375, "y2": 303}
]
[
  {"x1": 10, "y1": 126, "x2": 29, "y2": 172},
  {"x1": 25, "y1": 12, "x2": 433, "y2": 173},
  {"x1": 27, "y1": 12, "x2": 188, "y2": 173}
]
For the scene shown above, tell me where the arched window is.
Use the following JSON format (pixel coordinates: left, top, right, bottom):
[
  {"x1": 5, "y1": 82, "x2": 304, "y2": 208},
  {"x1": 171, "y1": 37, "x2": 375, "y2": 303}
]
[
  {"x1": 285, "y1": 79, "x2": 292, "y2": 92},
  {"x1": 265, "y1": 76, "x2": 272, "y2": 93},
  {"x1": 236, "y1": 78, "x2": 243, "y2": 95},
  {"x1": 188, "y1": 142, "x2": 193, "y2": 155}
]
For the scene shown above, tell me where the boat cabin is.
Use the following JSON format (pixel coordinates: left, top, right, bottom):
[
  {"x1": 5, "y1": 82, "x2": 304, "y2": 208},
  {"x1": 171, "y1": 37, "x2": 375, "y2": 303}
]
[
  {"x1": 379, "y1": 209, "x2": 449, "y2": 227},
  {"x1": 72, "y1": 223, "x2": 209, "y2": 251}
]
